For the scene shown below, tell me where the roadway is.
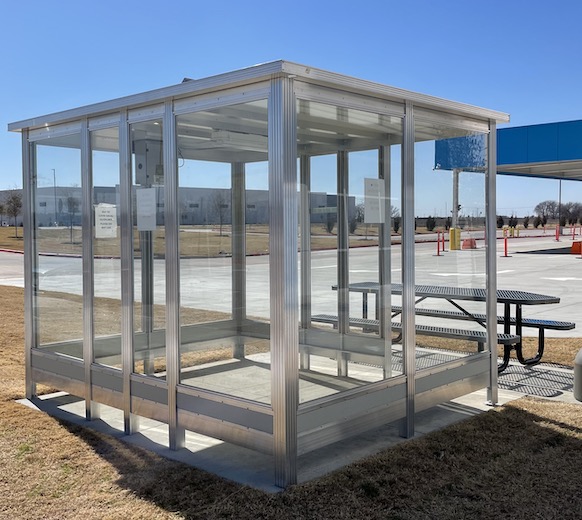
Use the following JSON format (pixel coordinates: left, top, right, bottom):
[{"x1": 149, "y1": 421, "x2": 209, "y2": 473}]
[{"x1": 1, "y1": 234, "x2": 580, "y2": 337}]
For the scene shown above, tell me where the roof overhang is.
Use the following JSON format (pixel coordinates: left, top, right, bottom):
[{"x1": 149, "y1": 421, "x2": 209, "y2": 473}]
[
  {"x1": 8, "y1": 60, "x2": 509, "y2": 133},
  {"x1": 497, "y1": 120, "x2": 582, "y2": 181},
  {"x1": 498, "y1": 160, "x2": 582, "y2": 181}
]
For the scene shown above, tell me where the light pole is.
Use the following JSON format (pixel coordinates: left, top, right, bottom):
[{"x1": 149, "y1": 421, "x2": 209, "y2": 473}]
[{"x1": 52, "y1": 169, "x2": 57, "y2": 226}]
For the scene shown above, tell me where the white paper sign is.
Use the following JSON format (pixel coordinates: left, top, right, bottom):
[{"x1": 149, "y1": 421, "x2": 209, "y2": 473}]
[
  {"x1": 95, "y1": 204, "x2": 117, "y2": 239},
  {"x1": 364, "y1": 178, "x2": 385, "y2": 224},
  {"x1": 136, "y1": 188, "x2": 157, "y2": 231}
]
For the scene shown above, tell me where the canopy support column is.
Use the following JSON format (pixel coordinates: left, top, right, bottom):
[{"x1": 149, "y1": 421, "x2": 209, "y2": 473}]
[
  {"x1": 379, "y1": 144, "x2": 392, "y2": 378},
  {"x1": 269, "y1": 76, "x2": 298, "y2": 488},
  {"x1": 486, "y1": 121, "x2": 498, "y2": 405},
  {"x1": 452, "y1": 168, "x2": 460, "y2": 229},
  {"x1": 337, "y1": 150, "x2": 349, "y2": 377},
  {"x1": 299, "y1": 154, "x2": 311, "y2": 370},
  {"x1": 400, "y1": 102, "x2": 416, "y2": 438},
  {"x1": 232, "y1": 162, "x2": 246, "y2": 359}
]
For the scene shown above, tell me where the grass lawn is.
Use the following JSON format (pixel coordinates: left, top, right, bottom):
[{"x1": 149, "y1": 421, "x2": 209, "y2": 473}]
[{"x1": 2, "y1": 283, "x2": 582, "y2": 519}]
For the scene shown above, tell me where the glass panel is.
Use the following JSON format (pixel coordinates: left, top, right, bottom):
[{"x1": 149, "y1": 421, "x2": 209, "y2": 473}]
[
  {"x1": 176, "y1": 100, "x2": 271, "y2": 403},
  {"x1": 33, "y1": 134, "x2": 83, "y2": 358},
  {"x1": 309, "y1": 153, "x2": 339, "y2": 321},
  {"x1": 348, "y1": 150, "x2": 379, "y2": 319},
  {"x1": 298, "y1": 98, "x2": 404, "y2": 403},
  {"x1": 414, "y1": 115, "x2": 488, "y2": 370},
  {"x1": 91, "y1": 127, "x2": 121, "y2": 368},
  {"x1": 130, "y1": 119, "x2": 166, "y2": 375}
]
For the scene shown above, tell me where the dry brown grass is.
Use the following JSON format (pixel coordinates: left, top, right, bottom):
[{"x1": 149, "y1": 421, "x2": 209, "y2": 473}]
[
  {"x1": 2, "y1": 283, "x2": 582, "y2": 519},
  {"x1": 0, "y1": 224, "x2": 383, "y2": 256},
  {"x1": 0, "y1": 225, "x2": 24, "y2": 250}
]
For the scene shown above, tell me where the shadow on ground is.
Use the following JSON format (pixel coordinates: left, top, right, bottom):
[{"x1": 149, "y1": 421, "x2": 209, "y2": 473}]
[
  {"x1": 515, "y1": 246, "x2": 573, "y2": 255},
  {"x1": 55, "y1": 398, "x2": 582, "y2": 519}
]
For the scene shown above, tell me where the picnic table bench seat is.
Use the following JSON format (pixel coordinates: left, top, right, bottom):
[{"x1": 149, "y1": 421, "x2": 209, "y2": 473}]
[
  {"x1": 310, "y1": 313, "x2": 520, "y2": 372},
  {"x1": 388, "y1": 305, "x2": 575, "y2": 332},
  {"x1": 388, "y1": 305, "x2": 574, "y2": 368}
]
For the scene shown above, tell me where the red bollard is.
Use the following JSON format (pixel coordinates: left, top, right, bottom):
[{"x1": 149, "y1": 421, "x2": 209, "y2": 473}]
[
  {"x1": 503, "y1": 236, "x2": 509, "y2": 257},
  {"x1": 556, "y1": 225, "x2": 560, "y2": 242}
]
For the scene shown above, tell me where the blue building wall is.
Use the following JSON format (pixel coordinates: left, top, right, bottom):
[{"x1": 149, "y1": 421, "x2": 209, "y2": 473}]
[
  {"x1": 498, "y1": 120, "x2": 582, "y2": 165},
  {"x1": 435, "y1": 120, "x2": 582, "y2": 171}
]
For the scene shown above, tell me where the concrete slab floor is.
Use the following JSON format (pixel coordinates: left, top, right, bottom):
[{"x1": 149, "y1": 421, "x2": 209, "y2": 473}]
[{"x1": 18, "y1": 383, "x2": 526, "y2": 493}]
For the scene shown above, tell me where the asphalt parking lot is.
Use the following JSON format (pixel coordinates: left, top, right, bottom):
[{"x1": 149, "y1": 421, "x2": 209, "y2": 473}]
[{"x1": 1, "y1": 233, "x2": 580, "y2": 337}]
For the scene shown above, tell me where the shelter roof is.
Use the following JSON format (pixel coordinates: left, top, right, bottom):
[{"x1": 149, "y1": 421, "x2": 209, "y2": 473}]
[
  {"x1": 497, "y1": 120, "x2": 582, "y2": 181},
  {"x1": 8, "y1": 60, "x2": 509, "y2": 133}
]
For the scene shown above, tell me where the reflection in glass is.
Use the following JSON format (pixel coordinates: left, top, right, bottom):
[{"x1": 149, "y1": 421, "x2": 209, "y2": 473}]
[
  {"x1": 91, "y1": 127, "x2": 122, "y2": 368},
  {"x1": 33, "y1": 134, "x2": 83, "y2": 358},
  {"x1": 413, "y1": 115, "x2": 488, "y2": 369},
  {"x1": 130, "y1": 120, "x2": 166, "y2": 375},
  {"x1": 298, "y1": 99, "x2": 404, "y2": 403},
  {"x1": 176, "y1": 100, "x2": 272, "y2": 403}
]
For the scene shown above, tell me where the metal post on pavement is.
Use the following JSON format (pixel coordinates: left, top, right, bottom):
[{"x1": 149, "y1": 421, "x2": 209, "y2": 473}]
[{"x1": 574, "y1": 348, "x2": 582, "y2": 402}]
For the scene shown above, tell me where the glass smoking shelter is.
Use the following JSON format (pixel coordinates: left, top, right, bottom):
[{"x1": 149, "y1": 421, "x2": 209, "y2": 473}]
[{"x1": 9, "y1": 61, "x2": 508, "y2": 487}]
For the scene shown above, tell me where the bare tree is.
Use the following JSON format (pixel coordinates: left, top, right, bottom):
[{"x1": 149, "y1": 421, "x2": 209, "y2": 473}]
[
  {"x1": 355, "y1": 202, "x2": 365, "y2": 224},
  {"x1": 562, "y1": 202, "x2": 582, "y2": 225},
  {"x1": 211, "y1": 191, "x2": 229, "y2": 236},
  {"x1": 5, "y1": 190, "x2": 23, "y2": 238},
  {"x1": 534, "y1": 200, "x2": 558, "y2": 220},
  {"x1": 62, "y1": 187, "x2": 80, "y2": 243}
]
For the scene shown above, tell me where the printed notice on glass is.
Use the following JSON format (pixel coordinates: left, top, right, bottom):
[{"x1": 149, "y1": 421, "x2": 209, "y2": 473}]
[
  {"x1": 136, "y1": 188, "x2": 156, "y2": 231},
  {"x1": 95, "y1": 204, "x2": 117, "y2": 239},
  {"x1": 364, "y1": 178, "x2": 385, "y2": 224}
]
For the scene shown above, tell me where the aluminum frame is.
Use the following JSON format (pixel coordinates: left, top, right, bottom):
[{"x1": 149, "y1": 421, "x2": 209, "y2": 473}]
[
  {"x1": 269, "y1": 76, "x2": 299, "y2": 488},
  {"x1": 22, "y1": 129, "x2": 36, "y2": 399},
  {"x1": 487, "y1": 121, "x2": 498, "y2": 404},
  {"x1": 11, "y1": 61, "x2": 508, "y2": 489},
  {"x1": 401, "y1": 102, "x2": 416, "y2": 438}
]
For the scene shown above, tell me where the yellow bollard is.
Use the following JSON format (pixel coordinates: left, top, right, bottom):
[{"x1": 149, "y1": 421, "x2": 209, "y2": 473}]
[{"x1": 449, "y1": 228, "x2": 461, "y2": 250}]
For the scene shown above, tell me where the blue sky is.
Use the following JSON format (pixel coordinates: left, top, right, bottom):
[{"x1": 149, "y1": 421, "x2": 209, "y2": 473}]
[{"x1": 2, "y1": 0, "x2": 582, "y2": 216}]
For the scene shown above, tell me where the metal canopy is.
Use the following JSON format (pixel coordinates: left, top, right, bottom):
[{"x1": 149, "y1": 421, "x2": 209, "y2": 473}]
[
  {"x1": 497, "y1": 120, "x2": 582, "y2": 181},
  {"x1": 8, "y1": 60, "x2": 509, "y2": 134}
]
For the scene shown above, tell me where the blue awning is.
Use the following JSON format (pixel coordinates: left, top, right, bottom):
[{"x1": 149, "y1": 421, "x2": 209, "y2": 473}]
[{"x1": 435, "y1": 120, "x2": 582, "y2": 181}]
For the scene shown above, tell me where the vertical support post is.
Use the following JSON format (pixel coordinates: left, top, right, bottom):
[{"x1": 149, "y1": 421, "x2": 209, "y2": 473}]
[
  {"x1": 486, "y1": 121, "x2": 498, "y2": 405},
  {"x1": 81, "y1": 119, "x2": 99, "y2": 420},
  {"x1": 232, "y1": 162, "x2": 246, "y2": 359},
  {"x1": 557, "y1": 178, "x2": 562, "y2": 240},
  {"x1": 140, "y1": 229, "x2": 154, "y2": 374},
  {"x1": 400, "y1": 102, "x2": 416, "y2": 438},
  {"x1": 379, "y1": 144, "x2": 392, "y2": 378},
  {"x1": 120, "y1": 110, "x2": 138, "y2": 434},
  {"x1": 452, "y1": 168, "x2": 460, "y2": 229},
  {"x1": 22, "y1": 129, "x2": 37, "y2": 399},
  {"x1": 269, "y1": 77, "x2": 298, "y2": 488},
  {"x1": 299, "y1": 154, "x2": 311, "y2": 370},
  {"x1": 164, "y1": 100, "x2": 185, "y2": 450},
  {"x1": 337, "y1": 150, "x2": 349, "y2": 377}
]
